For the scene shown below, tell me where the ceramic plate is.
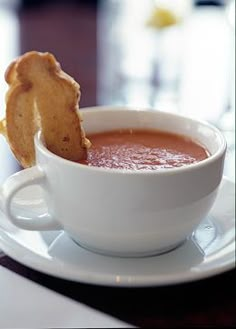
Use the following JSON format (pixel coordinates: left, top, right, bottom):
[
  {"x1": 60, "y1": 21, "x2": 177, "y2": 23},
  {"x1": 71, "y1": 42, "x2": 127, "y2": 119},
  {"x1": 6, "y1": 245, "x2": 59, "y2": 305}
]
[{"x1": 0, "y1": 177, "x2": 235, "y2": 287}]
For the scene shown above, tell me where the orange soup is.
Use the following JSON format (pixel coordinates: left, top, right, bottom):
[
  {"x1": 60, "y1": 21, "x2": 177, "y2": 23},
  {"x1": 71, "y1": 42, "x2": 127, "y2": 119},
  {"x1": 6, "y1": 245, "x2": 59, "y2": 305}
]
[{"x1": 79, "y1": 129, "x2": 209, "y2": 170}]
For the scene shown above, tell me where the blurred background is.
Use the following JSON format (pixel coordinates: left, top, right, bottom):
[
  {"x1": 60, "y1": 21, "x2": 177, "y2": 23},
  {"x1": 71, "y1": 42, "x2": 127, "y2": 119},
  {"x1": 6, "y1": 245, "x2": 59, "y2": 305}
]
[{"x1": 0, "y1": 0, "x2": 235, "y2": 182}]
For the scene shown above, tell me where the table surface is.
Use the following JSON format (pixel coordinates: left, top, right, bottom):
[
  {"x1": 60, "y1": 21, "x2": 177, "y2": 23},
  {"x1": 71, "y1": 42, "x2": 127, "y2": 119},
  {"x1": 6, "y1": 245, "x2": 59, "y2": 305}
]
[{"x1": 0, "y1": 1, "x2": 235, "y2": 328}]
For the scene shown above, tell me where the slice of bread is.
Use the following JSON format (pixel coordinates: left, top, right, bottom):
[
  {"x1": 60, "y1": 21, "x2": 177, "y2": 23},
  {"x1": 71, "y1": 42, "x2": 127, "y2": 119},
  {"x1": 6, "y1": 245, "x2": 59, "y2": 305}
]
[{"x1": 1, "y1": 51, "x2": 90, "y2": 168}]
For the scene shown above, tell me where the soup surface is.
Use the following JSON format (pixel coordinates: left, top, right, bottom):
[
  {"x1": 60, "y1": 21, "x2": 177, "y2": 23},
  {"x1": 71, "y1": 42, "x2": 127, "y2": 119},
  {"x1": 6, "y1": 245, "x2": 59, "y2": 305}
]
[{"x1": 79, "y1": 129, "x2": 209, "y2": 170}]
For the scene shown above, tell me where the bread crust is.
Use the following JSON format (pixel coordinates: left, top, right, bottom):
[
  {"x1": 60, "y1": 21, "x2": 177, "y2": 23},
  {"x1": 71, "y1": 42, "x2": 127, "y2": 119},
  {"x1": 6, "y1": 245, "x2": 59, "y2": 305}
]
[{"x1": 1, "y1": 51, "x2": 89, "y2": 167}]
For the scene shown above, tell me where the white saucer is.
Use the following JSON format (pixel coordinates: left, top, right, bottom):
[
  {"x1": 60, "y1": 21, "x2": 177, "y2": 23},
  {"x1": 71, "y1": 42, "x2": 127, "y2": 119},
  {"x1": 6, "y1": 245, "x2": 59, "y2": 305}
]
[{"x1": 0, "y1": 177, "x2": 235, "y2": 287}]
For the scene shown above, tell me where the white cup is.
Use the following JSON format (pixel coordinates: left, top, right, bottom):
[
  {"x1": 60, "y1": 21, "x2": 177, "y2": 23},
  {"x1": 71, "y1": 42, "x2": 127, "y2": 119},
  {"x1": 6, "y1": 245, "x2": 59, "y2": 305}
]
[{"x1": 0, "y1": 107, "x2": 226, "y2": 257}]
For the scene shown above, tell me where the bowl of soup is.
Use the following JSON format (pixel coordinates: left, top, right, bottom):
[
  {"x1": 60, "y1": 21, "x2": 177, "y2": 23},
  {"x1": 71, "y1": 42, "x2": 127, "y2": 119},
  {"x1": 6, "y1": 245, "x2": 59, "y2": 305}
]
[{"x1": 1, "y1": 106, "x2": 226, "y2": 257}]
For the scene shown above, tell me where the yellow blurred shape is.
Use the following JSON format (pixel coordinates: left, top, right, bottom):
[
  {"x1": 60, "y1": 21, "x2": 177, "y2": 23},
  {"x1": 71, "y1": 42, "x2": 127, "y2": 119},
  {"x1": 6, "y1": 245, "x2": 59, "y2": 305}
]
[{"x1": 146, "y1": 7, "x2": 180, "y2": 29}]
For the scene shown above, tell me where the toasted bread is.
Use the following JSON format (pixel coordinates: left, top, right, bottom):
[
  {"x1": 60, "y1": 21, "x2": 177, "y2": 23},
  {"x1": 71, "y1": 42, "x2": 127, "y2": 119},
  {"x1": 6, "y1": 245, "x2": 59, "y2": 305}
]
[{"x1": 1, "y1": 51, "x2": 90, "y2": 168}]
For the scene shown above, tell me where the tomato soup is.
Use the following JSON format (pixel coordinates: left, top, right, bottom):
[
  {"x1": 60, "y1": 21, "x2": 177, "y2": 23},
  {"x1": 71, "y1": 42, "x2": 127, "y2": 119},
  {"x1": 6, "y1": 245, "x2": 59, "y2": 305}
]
[{"x1": 79, "y1": 129, "x2": 209, "y2": 170}]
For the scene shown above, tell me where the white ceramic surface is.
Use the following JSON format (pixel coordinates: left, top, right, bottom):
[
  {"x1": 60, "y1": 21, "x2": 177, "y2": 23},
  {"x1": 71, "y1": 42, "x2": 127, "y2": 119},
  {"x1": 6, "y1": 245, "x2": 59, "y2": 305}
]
[
  {"x1": 0, "y1": 107, "x2": 227, "y2": 256},
  {"x1": 0, "y1": 177, "x2": 234, "y2": 287}
]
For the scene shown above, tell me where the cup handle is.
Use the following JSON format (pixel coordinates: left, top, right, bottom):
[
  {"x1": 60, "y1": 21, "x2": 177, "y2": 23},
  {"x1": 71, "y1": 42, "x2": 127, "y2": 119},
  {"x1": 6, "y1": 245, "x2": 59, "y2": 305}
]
[{"x1": 0, "y1": 166, "x2": 61, "y2": 231}]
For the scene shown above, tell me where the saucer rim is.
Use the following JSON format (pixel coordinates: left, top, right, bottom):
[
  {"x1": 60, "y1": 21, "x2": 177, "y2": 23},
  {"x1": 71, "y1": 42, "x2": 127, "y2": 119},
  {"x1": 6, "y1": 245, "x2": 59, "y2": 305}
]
[{"x1": 0, "y1": 177, "x2": 235, "y2": 287}]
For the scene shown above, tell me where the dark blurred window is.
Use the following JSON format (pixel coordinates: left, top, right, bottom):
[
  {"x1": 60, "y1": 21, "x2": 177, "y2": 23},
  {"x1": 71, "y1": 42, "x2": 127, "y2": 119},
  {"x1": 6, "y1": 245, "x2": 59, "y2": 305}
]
[
  {"x1": 21, "y1": 0, "x2": 98, "y2": 8},
  {"x1": 194, "y1": 0, "x2": 225, "y2": 5}
]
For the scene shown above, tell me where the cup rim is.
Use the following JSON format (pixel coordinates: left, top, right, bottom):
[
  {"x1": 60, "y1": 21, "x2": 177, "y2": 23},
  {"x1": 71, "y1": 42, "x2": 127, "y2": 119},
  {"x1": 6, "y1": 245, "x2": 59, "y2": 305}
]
[{"x1": 35, "y1": 106, "x2": 227, "y2": 176}]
